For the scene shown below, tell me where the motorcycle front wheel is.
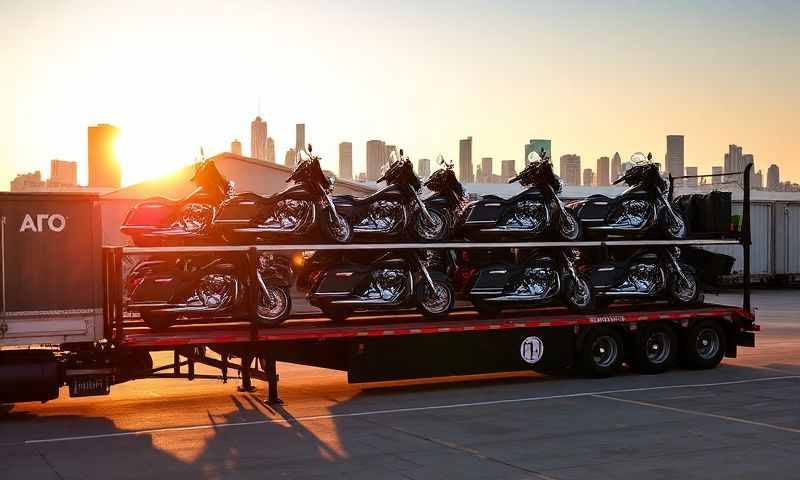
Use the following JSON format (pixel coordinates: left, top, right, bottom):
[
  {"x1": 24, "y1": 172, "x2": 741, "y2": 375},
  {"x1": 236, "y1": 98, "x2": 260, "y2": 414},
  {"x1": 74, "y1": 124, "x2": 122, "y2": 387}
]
[
  {"x1": 563, "y1": 275, "x2": 594, "y2": 313},
  {"x1": 255, "y1": 285, "x2": 292, "y2": 327},
  {"x1": 413, "y1": 208, "x2": 451, "y2": 242},
  {"x1": 416, "y1": 276, "x2": 455, "y2": 319},
  {"x1": 661, "y1": 209, "x2": 688, "y2": 239},
  {"x1": 668, "y1": 265, "x2": 700, "y2": 306},
  {"x1": 321, "y1": 211, "x2": 353, "y2": 244},
  {"x1": 559, "y1": 210, "x2": 583, "y2": 241}
]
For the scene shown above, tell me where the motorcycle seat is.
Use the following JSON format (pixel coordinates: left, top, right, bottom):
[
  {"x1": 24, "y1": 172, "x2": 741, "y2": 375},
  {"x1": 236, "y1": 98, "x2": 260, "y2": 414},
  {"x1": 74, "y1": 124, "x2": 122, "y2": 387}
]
[
  {"x1": 478, "y1": 188, "x2": 542, "y2": 206},
  {"x1": 585, "y1": 194, "x2": 612, "y2": 202},
  {"x1": 335, "y1": 184, "x2": 400, "y2": 206}
]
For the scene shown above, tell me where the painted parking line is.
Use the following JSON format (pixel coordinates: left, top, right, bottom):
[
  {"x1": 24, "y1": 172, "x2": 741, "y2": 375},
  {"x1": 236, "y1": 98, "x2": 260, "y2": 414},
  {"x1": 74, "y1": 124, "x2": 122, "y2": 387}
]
[
  {"x1": 24, "y1": 375, "x2": 800, "y2": 445},
  {"x1": 593, "y1": 394, "x2": 800, "y2": 434}
]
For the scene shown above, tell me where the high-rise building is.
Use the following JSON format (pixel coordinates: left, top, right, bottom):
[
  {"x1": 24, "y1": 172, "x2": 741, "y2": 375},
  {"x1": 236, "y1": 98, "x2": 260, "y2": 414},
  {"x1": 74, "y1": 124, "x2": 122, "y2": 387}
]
[
  {"x1": 250, "y1": 116, "x2": 267, "y2": 161},
  {"x1": 88, "y1": 123, "x2": 120, "y2": 188},
  {"x1": 725, "y1": 144, "x2": 743, "y2": 181},
  {"x1": 230, "y1": 139, "x2": 242, "y2": 156},
  {"x1": 582, "y1": 168, "x2": 594, "y2": 187},
  {"x1": 10, "y1": 171, "x2": 45, "y2": 192},
  {"x1": 459, "y1": 137, "x2": 474, "y2": 183},
  {"x1": 712, "y1": 166, "x2": 723, "y2": 184},
  {"x1": 611, "y1": 152, "x2": 622, "y2": 182},
  {"x1": 666, "y1": 135, "x2": 684, "y2": 179},
  {"x1": 295, "y1": 124, "x2": 306, "y2": 156},
  {"x1": 266, "y1": 137, "x2": 276, "y2": 163},
  {"x1": 685, "y1": 167, "x2": 698, "y2": 187},
  {"x1": 338, "y1": 142, "x2": 353, "y2": 180},
  {"x1": 479, "y1": 157, "x2": 493, "y2": 182},
  {"x1": 48, "y1": 159, "x2": 78, "y2": 187},
  {"x1": 501, "y1": 160, "x2": 516, "y2": 182},
  {"x1": 596, "y1": 156, "x2": 610, "y2": 186},
  {"x1": 767, "y1": 164, "x2": 780, "y2": 190},
  {"x1": 754, "y1": 169, "x2": 764, "y2": 189},
  {"x1": 366, "y1": 140, "x2": 386, "y2": 180},
  {"x1": 525, "y1": 139, "x2": 552, "y2": 165},
  {"x1": 418, "y1": 158, "x2": 431, "y2": 178},
  {"x1": 742, "y1": 153, "x2": 756, "y2": 185},
  {"x1": 560, "y1": 154, "x2": 581, "y2": 186},
  {"x1": 284, "y1": 148, "x2": 296, "y2": 167}
]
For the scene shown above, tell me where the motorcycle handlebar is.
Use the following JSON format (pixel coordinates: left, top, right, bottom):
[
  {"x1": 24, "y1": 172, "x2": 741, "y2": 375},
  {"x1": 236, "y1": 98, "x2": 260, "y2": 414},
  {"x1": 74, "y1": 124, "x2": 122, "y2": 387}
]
[
  {"x1": 508, "y1": 175, "x2": 520, "y2": 184},
  {"x1": 612, "y1": 175, "x2": 626, "y2": 185}
]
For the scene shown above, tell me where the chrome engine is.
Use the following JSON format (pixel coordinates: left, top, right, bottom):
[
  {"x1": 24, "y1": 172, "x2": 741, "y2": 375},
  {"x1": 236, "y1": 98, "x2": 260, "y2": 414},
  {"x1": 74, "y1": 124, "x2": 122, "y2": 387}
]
[
  {"x1": 509, "y1": 267, "x2": 559, "y2": 300},
  {"x1": 187, "y1": 273, "x2": 239, "y2": 310},
  {"x1": 498, "y1": 200, "x2": 548, "y2": 233},
  {"x1": 172, "y1": 202, "x2": 214, "y2": 232},
  {"x1": 260, "y1": 199, "x2": 314, "y2": 232},
  {"x1": 610, "y1": 263, "x2": 665, "y2": 295},
  {"x1": 607, "y1": 200, "x2": 653, "y2": 229},
  {"x1": 354, "y1": 200, "x2": 405, "y2": 233},
  {"x1": 364, "y1": 268, "x2": 408, "y2": 301}
]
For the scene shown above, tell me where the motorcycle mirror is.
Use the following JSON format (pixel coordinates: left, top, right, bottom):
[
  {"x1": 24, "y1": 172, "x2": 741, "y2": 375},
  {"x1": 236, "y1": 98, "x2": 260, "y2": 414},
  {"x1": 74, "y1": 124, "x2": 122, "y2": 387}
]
[
  {"x1": 399, "y1": 148, "x2": 404, "y2": 157},
  {"x1": 328, "y1": 175, "x2": 336, "y2": 187},
  {"x1": 307, "y1": 144, "x2": 313, "y2": 153},
  {"x1": 647, "y1": 152, "x2": 653, "y2": 161}
]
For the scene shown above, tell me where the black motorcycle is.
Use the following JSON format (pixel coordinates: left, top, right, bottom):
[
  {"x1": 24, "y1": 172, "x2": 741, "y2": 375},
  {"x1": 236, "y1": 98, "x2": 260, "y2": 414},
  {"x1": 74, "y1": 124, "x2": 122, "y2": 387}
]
[
  {"x1": 567, "y1": 152, "x2": 687, "y2": 239},
  {"x1": 301, "y1": 250, "x2": 455, "y2": 321},
  {"x1": 459, "y1": 149, "x2": 581, "y2": 241},
  {"x1": 125, "y1": 253, "x2": 293, "y2": 330},
  {"x1": 213, "y1": 145, "x2": 353, "y2": 244},
  {"x1": 121, "y1": 160, "x2": 233, "y2": 246},
  {"x1": 333, "y1": 151, "x2": 458, "y2": 242},
  {"x1": 453, "y1": 248, "x2": 592, "y2": 315},
  {"x1": 581, "y1": 247, "x2": 699, "y2": 308}
]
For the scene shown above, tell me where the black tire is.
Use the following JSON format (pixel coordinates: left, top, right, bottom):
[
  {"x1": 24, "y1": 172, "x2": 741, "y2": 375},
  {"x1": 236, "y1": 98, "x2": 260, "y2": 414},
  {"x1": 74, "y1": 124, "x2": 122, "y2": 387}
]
[
  {"x1": 472, "y1": 299, "x2": 502, "y2": 317},
  {"x1": 321, "y1": 211, "x2": 353, "y2": 244},
  {"x1": 631, "y1": 322, "x2": 678, "y2": 374},
  {"x1": 681, "y1": 320, "x2": 726, "y2": 370},
  {"x1": 563, "y1": 275, "x2": 594, "y2": 313},
  {"x1": 321, "y1": 306, "x2": 353, "y2": 322},
  {"x1": 141, "y1": 312, "x2": 175, "y2": 332},
  {"x1": 577, "y1": 326, "x2": 624, "y2": 377},
  {"x1": 413, "y1": 208, "x2": 452, "y2": 241},
  {"x1": 559, "y1": 209, "x2": 583, "y2": 241},
  {"x1": 661, "y1": 209, "x2": 688, "y2": 239},
  {"x1": 668, "y1": 265, "x2": 700, "y2": 306},
  {"x1": 416, "y1": 274, "x2": 455, "y2": 319},
  {"x1": 254, "y1": 285, "x2": 292, "y2": 327}
]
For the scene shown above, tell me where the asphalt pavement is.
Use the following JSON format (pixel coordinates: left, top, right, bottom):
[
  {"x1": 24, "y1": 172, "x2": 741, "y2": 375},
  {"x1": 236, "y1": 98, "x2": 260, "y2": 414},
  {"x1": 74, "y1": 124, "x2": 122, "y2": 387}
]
[{"x1": 1, "y1": 290, "x2": 799, "y2": 480}]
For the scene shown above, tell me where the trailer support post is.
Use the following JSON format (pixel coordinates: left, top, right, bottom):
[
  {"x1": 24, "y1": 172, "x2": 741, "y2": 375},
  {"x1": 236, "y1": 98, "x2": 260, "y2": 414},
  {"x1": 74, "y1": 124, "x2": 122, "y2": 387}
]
[
  {"x1": 238, "y1": 352, "x2": 256, "y2": 392},
  {"x1": 743, "y1": 163, "x2": 752, "y2": 313},
  {"x1": 262, "y1": 352, "x2": 282, "y2": 406}
]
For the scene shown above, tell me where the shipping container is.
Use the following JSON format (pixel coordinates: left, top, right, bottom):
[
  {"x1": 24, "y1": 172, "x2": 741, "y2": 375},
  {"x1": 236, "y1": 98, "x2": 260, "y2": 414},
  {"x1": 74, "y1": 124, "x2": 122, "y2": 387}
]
[
  {"x1": 704, "y1": 201, "x2": 773, "y2": 276},
  {"x1": 0, "y1": 192, "x2": 103, "y2": 347},
  {"x1": 773, "y1": 202, "x2": 800, "y2": 277}
]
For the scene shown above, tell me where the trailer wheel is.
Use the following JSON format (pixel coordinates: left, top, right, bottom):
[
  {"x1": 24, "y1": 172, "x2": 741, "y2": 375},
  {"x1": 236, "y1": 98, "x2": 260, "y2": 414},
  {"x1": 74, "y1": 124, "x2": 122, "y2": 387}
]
[
  {"x1": 631, "y1": 322, "x2": 678, "y2": 374},
  {"x1": 682, "y1": 320, "x2": 726, "y2": 370},
  {"x1": 577, "y1": 326, "x2": 624, "y2": 377}
]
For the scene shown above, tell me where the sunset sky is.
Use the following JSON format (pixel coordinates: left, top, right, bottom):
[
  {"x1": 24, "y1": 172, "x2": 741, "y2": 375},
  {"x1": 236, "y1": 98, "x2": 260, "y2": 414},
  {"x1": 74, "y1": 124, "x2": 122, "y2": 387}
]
[{"x1": 1, "y1": 0, "x2": 798, "y2": 188}]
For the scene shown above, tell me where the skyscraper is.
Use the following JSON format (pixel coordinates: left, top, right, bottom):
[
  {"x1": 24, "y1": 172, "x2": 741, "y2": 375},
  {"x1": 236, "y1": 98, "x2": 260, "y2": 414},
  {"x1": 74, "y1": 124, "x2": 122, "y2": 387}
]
[
  {"x1": 501, "y1": 160, "x2": 516, "y2": 182},
  {"x1": 250, "y1": 116, "x2": 267, "y2": 161},
  {"x1": 339, "y1": 142, "x2": 353, "y2": 180},
  {"x1": 284, "y1": 148, "x2": 296, "y2": 167},
  {"x1": 525, "y1": 139, "x2": 552, "y2": 165},
  {"x1": 418, "y1": 158, "x2": 431, "y2": 178},
  {"x1": 366, "y1": 139, "x2": 386, "y2": 180},
  {"x1": 767, "y1": 164, "x2": 780, "y2": 190},
  {"x1": 582, "y1": 168, "x2": 594, "y2": 187},
  {"x1": 611, "y1": 152, "x2": 622, "y2": 181},
  {"x1": 742, "y1": 153, "x2": 756, "y2": 185},
  {"x1": 459, "y1": 137, "x2": 474, "y2": 183},
  {"x1": 48, "y1": 159, "x2": 77, "y2": 187},
  {"x1": 480, "y1": 157, "x2": 493, "y2": 182},
  {"x1": 596, "y1": 156, "x2": 610, "y2": 186},
  {"x1": 295, "y1": 124, "x2": 306, "y2": 156},
  {"x1": 559, "y1": 154, "x2": 581, "y2": 186},
  {"x1": 88, "y1": 123, "x2": 120, "y2": 188},
  {"x1": 266, "y1": 137, "x2": 276, "y2": 163},
  {"x1": 712, "y1": 166, "x2": 723, "y2": 184},
  {"x1": 725, "y1": 144, "x2": 743, "y2": 180},
  {"x1": 230, "y1": 139, "x2": 242, "y2": 156},
  {"x1": 754, "y1": 170, "x2": 764, "y2": 189},
  {"x1": 685, "y1": 167, "x2": 698, "y2": 187},
  {"x1": 666, "y1": 135, "x2": 684, "y2": 178}
]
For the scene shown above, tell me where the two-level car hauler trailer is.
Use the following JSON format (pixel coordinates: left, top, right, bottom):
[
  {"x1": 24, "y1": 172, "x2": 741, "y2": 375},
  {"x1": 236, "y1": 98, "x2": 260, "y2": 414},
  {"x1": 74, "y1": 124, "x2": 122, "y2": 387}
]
[{"x1": 0, "y1": 167, "x2": 758, "y2": 406}]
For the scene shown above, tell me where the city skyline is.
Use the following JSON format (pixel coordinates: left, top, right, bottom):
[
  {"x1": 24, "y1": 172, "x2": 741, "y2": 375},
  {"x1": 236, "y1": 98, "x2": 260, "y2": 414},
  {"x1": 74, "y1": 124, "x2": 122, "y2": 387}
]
[{"x1": 1, "y1": 1, "x2": 798, "y2": 189}]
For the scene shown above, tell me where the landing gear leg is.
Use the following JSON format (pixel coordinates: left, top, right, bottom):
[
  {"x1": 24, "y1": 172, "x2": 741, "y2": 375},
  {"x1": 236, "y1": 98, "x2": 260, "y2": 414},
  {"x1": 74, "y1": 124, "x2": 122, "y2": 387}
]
[
  {"x1": 262, "y1": 353, "x2": 283, "y2": 406},
  {"x1": 238, "y1": 353, "x2": 256, "y2": 392}
]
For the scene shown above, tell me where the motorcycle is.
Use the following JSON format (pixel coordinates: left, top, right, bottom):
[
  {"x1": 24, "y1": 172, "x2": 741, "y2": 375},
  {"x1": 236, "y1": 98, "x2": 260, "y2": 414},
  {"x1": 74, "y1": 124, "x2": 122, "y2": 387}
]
[
  {"x1": 581, "y1": 246, "x2": 700, "y2": 308},
  {"x1": 453, "y1": 248, "x2": 593, "y2": 315},
  {"x1": 566, "y1": 152, "x2": 687, "y2": 239},
  {"x1": 213, "y1": 145, "x2": 353, "y2": 244},
  {"x1": 332, "y1": 151, "x2": 458, "y2": 242},
  {"x1": 459, "y1": 149, "x2": 581, "y2": 241},
  {"x1": 125, "y1": 252, "x2": 292, "y2": 330},
  {"x1": 301, "y1": 250, "x2": 455, "y2": 322},
  {"x1": 120, "y1": 159, "x2": 233, "y2": 246}
]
